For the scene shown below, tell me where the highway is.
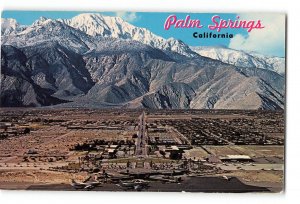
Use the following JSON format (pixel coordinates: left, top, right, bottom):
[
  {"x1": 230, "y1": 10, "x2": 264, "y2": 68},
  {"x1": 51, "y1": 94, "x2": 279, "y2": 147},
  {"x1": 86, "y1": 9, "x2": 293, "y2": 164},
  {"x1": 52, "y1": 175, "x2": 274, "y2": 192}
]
[{"x1": 135, "y1": 111, "x2": 147, "y2": 158}]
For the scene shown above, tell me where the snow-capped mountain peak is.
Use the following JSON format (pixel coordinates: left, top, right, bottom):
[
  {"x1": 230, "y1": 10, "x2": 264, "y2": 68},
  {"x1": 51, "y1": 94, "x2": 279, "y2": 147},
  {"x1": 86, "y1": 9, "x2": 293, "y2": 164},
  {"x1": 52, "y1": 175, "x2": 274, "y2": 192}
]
[
  {"x1": 32, "y1": 16, "x2": 49, "y2": 26},
  {"x1": 18, "y1": 18, "x2": 63, "y2": 36},
  {"x1": 59, "y1": 13, "x2": 129, "y2": 37},
  {"x1": 1, "y1": 14, "x2": 285, "y2": 72},
  {"x1": 1, "y1": 14, "x2": 197, "y2": 57},
  {"x1": 191, "y1": 46, "x2": 285, "y2": 75},
  {"x1": 58, "y1": 13, "x2": 196, "y2": 57},
  {"x1": 1, "y1": 18, "x2": 19, "y2": 35}
]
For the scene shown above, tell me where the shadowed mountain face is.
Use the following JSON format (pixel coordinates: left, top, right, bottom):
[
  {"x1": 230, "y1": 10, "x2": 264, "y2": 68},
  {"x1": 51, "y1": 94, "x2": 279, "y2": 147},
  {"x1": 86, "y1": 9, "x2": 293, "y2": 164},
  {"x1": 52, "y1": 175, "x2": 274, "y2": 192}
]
[
  {"x1": 1, "y1": 45, "x2": 68, "y2": 107},
  {"x1": 1, "y1": 14, "x2": 285, "y2": 109}
]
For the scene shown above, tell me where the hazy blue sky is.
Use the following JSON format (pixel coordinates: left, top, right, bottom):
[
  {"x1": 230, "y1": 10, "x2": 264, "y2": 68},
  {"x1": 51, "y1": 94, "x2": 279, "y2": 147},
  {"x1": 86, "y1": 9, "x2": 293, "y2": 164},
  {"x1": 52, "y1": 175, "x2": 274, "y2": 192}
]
[{"x1": 2, "y1": 11, "x2": 285, "y2": 57}]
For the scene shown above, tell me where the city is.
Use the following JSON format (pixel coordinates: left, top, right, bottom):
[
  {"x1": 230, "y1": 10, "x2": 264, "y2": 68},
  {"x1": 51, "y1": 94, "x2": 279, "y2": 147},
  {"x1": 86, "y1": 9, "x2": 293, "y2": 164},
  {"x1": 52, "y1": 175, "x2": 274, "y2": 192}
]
[{"x1": 0, "y1": 108, "x2": 284, "y2": 192}]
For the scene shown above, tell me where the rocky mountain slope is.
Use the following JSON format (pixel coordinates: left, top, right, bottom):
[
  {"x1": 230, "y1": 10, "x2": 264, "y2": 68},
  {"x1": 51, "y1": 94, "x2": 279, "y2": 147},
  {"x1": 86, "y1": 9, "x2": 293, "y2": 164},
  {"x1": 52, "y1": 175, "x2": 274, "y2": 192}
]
[{"x1": 1, "y1": 45, "x2": 68, "y2": 107}]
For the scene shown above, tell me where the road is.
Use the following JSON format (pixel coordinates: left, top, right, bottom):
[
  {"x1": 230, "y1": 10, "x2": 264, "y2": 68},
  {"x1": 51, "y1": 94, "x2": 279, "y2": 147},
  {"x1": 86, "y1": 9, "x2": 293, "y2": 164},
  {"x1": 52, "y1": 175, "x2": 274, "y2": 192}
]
[
  {"x1": 135, "y1": 111, "x2": 148, "y2": 158},
  {"x1": 216, "y1": 163, "x2": 284, "y2": 171},
  {"x1": 0, "y1": 162, "x2": 67, "y2": 170}
]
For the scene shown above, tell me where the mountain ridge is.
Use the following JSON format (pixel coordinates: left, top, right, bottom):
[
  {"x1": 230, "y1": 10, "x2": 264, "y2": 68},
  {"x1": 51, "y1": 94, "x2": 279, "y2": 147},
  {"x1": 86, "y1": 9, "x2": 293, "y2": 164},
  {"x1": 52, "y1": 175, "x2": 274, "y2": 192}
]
[
  {"x1": 1, "y1": 14, "x2": 285, "y2": 110},
  {"x1": 191, "y1": 46, "x2": 285, "y2": 75}
]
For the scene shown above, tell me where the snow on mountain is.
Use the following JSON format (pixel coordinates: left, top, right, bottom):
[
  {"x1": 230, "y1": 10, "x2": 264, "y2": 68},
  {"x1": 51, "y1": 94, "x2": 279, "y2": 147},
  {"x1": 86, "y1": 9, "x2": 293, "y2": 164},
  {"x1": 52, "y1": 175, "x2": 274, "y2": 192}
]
[
  {"x1": 191, "y1": 46, "x2": 285, "y2": 75},
  {"x1": 59, "y1": 13, "x2": 197, "y2": 57},
  {"x1": 249, "y1": 51, "x2": 285, "y2": 75},
  {"x1": 1, "y1": 14, "x2": 197, "y2": 57},
  {"x1": 1, "y1": 18, "x2": 97, "y2": 54},
  {"x1": 1, "y1": 18, "x2": 27, "y2": 35},
  {"x1": 1, "y1": 18, "x2": 18, "y2": 35},
  {"x1": 31, "y1": 16, "x2": 50, "y2": 26}
]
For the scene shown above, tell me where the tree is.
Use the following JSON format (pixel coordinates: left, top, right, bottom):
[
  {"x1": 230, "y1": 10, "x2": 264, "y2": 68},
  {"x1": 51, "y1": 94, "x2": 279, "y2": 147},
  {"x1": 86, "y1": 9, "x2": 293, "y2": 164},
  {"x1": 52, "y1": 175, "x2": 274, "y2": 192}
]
[
  {"x1": 159, "y1": 150, "x2": 166, "y2": 158},
  {"x1": 24, "y1": 128, "x2": 30, "y2": 134}
]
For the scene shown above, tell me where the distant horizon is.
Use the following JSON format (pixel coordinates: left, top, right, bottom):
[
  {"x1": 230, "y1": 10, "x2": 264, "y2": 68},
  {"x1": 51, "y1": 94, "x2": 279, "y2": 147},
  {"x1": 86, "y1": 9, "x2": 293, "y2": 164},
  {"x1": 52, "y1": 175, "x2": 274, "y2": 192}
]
[{"x1": 1, "y1": 11, "x2": 285, "y2": 57}]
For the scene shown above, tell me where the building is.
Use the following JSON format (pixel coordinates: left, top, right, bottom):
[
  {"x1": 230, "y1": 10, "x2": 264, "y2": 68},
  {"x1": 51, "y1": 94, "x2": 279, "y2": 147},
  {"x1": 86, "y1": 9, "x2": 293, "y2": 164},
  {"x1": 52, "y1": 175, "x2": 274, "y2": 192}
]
[
  {"x1": 164, "y1": 146, "x2": 182, "y2": 159},
  {"x1": 220, "y1": 155, "x2": 253, "y2": 162}
]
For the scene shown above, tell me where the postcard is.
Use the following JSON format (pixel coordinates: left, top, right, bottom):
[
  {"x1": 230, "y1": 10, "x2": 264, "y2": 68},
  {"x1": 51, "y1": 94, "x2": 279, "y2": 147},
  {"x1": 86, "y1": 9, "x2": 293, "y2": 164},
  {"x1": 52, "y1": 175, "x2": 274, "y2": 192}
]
[{"x1": 0, "y1": 11, "x2": 285, "y2": 192}]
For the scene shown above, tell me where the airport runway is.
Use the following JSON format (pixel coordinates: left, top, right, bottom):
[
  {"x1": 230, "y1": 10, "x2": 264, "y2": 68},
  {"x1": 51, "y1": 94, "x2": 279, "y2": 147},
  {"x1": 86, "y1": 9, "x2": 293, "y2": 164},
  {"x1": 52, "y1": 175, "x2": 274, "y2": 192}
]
[{"x1": 27, "y1": 176, "x2": 270, "y2": 192}]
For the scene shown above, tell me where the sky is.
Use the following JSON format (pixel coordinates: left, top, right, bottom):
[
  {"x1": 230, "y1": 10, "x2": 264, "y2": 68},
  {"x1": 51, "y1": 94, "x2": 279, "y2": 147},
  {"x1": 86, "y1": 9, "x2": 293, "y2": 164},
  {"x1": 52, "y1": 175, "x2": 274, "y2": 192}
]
[{"x1": 2, "y1": 11, "x2": 285, "y2": 57}]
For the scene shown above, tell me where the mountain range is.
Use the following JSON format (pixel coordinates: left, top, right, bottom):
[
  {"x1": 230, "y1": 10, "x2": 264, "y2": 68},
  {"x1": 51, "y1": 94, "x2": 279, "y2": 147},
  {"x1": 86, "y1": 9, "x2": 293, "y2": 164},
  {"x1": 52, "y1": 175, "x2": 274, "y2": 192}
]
[
  {"x1": 191, "y1": 46, "x2": 285, "y2": 75},
  {"x1": 1, "y1": 13, "x2": 285, "y2": 110}
]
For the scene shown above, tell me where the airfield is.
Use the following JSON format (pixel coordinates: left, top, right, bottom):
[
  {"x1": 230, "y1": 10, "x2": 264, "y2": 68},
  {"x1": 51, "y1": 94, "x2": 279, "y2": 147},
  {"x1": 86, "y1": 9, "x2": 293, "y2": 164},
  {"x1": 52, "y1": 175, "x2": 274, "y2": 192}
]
[{"x1": 0, "y1": 108, "x2": 284, "y2": 192}]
